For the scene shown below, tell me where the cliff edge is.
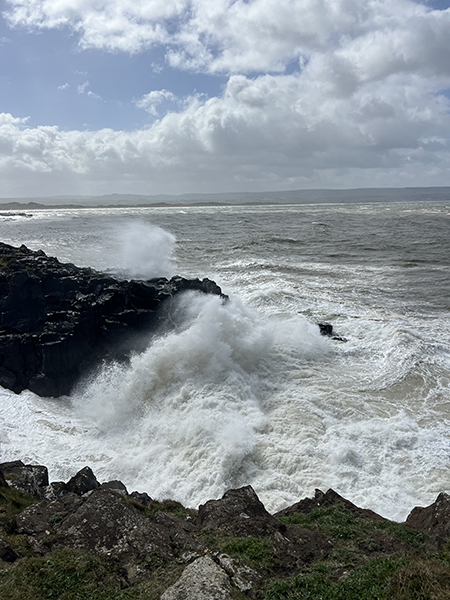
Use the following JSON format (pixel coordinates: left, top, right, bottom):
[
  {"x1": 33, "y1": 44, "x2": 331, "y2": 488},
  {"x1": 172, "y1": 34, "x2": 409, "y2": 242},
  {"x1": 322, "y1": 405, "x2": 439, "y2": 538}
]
[{"x1": 0, "y1": 243, "x2": 226, "y2": 397}]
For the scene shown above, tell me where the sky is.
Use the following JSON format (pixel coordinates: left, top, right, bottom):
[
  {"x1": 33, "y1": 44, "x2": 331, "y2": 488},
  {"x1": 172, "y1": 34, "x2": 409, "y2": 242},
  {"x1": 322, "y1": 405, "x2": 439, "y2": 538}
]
[{"x1": 1, "y1": 0, "x2": 450, "y2": 198}]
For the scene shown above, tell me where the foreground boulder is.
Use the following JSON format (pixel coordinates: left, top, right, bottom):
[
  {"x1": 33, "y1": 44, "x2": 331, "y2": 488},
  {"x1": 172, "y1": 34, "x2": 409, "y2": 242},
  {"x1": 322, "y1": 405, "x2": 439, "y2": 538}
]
[
  {"x1": 161, "y1": 555, "x2": 233, "y2": 600},
  {"x1": 0, "y1": 242, "x2": 226, "y2": 397}
]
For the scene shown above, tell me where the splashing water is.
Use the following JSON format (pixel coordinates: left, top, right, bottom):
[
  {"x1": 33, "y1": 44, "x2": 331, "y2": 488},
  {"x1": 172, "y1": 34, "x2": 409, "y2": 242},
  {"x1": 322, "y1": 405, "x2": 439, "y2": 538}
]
[
  {"x1": 69, "y1": 293, "x2": 330, "y2": 507},
  {"x1": 117, "y1": 221, "x2": 176, "y2": 279}
]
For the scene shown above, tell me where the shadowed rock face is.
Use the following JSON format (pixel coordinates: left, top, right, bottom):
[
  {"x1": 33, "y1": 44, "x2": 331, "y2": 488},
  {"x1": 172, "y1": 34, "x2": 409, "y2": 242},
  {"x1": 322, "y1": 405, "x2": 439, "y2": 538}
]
[
  {"x1": 406, "y1": 492, "x2": 450, "y2": 549},
  {"x1": 0, "y1": 242, "x2": 227, "y2": 397}
]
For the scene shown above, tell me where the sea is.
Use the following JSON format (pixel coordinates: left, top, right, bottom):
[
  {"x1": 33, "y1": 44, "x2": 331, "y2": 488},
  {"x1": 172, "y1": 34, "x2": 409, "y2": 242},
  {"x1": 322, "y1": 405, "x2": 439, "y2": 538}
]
[{"x1": 0, "y1": 198, "x2": 449, "y2": 522}]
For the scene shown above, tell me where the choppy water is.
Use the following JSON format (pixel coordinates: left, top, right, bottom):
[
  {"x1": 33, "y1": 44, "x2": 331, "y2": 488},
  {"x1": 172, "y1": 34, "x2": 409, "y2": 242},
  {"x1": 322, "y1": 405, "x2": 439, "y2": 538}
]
[{"x1": 0, "y1": 200, "x2": 449, "y2": 521}]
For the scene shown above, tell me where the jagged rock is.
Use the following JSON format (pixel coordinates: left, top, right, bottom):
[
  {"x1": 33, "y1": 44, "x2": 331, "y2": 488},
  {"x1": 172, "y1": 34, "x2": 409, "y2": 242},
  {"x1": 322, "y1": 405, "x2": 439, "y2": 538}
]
[
  {"x1": 66, "y1": 466, "x2": 100, "y2": 495},
  {"x1": 198, "y1": 485, "x2": 285, "y2": 538},
  {"x1": 318, "y1": 322, "x2": 346, "y2": 341},
  {"x1": 216, "y1": 553, "x2": 260, "y2": 594},
  {"x1": 4, "y1": 459, "x2": 450, "y2": 599},
  {"x1": 44, "y1": 481, "x2": 70, "y2": 500},
  {"x1": 0, "y1": 539, "x2": 19, "y2": 562},
  {"x1": 0, "y1": 242, "x2": 227, "y2": 397},
  {"x1": 318, "y1": 322, "x2": 333, "y2": 336},
  {"x1": 275, "y1": 488, "x2": 386, "y2": 522},
  {"x1": 161, "y1": 555, "x2": 233, "y2": 600},
  {"x1": 152, "y1": 511, "x2": 204, "y2": 556},
  {"x1": 406, "y1": 492, "x2": 450, "y2": 548},
  {"x1": 52, "y1": 489, "x2": 173, "y2": 560},
  {"x1": 15, "y1": 493, "x2": 84, "y2": 553},
  {"x1": 129, "y1": 491, "x2": 153, "y2": 506},
  {"x1": 198, "y1": 485, "x2": 332, "y2": 575},
  {"x1": 100, "y1": 480, "x2": 128, "y2": 494},
  {"x1": 0, "y1": 460, "x2": 49, "y2": 498}
]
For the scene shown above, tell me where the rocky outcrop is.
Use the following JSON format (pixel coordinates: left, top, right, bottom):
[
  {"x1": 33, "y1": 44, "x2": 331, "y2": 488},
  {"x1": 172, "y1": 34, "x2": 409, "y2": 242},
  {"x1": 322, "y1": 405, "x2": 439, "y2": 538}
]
[
  {"x1": 0, "y1": 460, "x2": 449, "y2": 599},
  {"x1": 0, "y1": 242, "x2": 227, "y2": 397},
  {"x1": 275, "y1": 487, "x2": 386, "y2": 522},
  {"x1": 0, "y1": 460, "x2": 49, "y2": 497},
  {"x1": 406, "y1": 492, "x2": 450, "y2": 549}
]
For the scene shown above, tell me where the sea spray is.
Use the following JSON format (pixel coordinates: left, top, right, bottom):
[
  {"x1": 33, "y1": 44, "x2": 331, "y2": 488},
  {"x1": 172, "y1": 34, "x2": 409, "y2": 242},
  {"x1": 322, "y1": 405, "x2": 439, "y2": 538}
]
[
  {"x1": 117, "y1": 221, "x2": 176, "y2": 279},
  {"x1": 70, "y1": 292, "x2": 330, "y2": 506}
]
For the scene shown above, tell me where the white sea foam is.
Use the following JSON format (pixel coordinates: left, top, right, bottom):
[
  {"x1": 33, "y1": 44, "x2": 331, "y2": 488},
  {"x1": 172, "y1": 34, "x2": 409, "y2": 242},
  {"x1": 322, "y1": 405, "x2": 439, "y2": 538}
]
[
  {"x1": 68, "y1": 293, "x2": 329, "y2": 505},
  {"x1": 0, "y1": 203, "x2": 449, "y2": 522},
  {"x1": 116, "y1": 221, "x2": 176, "y2": 279}
]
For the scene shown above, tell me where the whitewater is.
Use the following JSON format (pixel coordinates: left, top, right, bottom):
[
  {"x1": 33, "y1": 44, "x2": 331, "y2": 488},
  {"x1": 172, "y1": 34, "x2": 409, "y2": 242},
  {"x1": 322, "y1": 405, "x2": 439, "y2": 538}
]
[{"x1": 0, "y1": 200, "x2": 449, "y2": 522}]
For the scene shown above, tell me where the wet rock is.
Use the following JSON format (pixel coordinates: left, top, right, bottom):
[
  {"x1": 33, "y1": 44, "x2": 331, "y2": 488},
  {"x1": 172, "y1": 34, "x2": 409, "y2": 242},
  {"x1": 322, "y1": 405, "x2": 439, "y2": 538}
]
[
  {"x1": 161, "y1": 555, "x2": 232, "y2": 600},
  {"x1": 0, "y1": 460, "x2": 49, "y2": 498},
  {"x1": 318, "y1": 322, "x2": 346, "y2": 341},
  {"x1": 66, "y1": 466, "x2": 100, "y2": 495},
  {"x1": 318, "y1": 322, "x2": 333, "y2": 336},
  {"x1": 0, "y1": 242, "x2": 227, "y2": 397},
  {"x1": 406, "y1": 492, "x2": 450, "y2": 548}
]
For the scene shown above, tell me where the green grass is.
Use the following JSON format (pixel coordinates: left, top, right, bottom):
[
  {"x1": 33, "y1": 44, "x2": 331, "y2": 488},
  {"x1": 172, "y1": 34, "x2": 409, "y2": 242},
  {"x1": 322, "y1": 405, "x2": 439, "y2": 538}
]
[
  {"x1": 126, "y1": 497, "x2": 197, "y2": 521},
  {"x1": 0, "y1": 549, "x2": 184, "y2": 600},
  {"x1": 0, "y1": 487, "x2": 37, "y2": 557},
  {"x1": 278, "y1": 505, "x2": 426, "y2": 550},
  {"x1": 264, "y1": 553, "x2": 450, "y2": 600},
  {"x1": 0, "y1": 487, "x2": 36, "y2": 523},
  {"x1": 222, "y1": 537, "x2": 274, "y2": 571}
]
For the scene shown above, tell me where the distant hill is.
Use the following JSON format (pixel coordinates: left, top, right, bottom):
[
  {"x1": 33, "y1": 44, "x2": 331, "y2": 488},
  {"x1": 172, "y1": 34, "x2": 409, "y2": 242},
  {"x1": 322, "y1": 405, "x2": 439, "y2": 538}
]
[{"x1": 0, "y1": 186, "x2": 449, "y2": 208}]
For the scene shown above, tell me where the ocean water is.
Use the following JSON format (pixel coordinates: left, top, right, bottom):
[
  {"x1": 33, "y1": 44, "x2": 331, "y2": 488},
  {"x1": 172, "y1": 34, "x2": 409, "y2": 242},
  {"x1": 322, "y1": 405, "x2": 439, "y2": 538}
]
[{"x1": 0, "y1": 200, "x2": 449, "y2": 521}]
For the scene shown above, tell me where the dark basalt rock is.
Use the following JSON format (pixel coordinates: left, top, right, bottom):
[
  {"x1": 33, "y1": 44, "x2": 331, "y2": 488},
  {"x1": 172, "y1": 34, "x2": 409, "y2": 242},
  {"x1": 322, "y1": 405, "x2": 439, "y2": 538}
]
[
  {"x1": 318, "y1": 322, "x2": 346, "y2": 342},
  {"x1": 100, "y1": 480, "x2": 128, "y2": 494},
  {"x1": 198, "y1": 485, "x2": 278, "y2": 535},
  {"x1": 66, "y1": 466, "x2": 101, "y2": 496},
  {"x1": 406, "y1": 492, "x2": 450, "y2": 549},
  {"x1": 0, "y1": 242, "x2": 227, "y2": 397},
  {"x1": 0, "y1": 460, "x2": 49, "y2": 498},
  {"x1": 0, "y1": 470, "x2": 8, "y2": 489}
]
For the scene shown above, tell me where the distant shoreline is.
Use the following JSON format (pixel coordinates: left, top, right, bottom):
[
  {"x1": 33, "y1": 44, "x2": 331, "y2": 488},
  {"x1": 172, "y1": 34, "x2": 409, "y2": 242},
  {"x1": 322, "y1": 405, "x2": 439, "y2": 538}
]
[{"x1": 0, "y1": 185, "x2": 449, "y2": 210}]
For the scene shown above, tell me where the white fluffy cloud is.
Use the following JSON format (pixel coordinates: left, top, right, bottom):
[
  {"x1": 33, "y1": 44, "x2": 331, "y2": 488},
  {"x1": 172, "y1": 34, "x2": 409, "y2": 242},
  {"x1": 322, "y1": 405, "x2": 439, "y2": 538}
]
[
  {"x1": 2, "y1": 0, "x2": 450, "y2": 194},
  {"x1": 135, "y1": 90, "x2": 178, "y2": 116},
  {"x1": 5, "y1": 0, "x2": 449, "y2": 75},
  {"x1": 1, "y1": 66, "x2": 449, "y2": 194}
]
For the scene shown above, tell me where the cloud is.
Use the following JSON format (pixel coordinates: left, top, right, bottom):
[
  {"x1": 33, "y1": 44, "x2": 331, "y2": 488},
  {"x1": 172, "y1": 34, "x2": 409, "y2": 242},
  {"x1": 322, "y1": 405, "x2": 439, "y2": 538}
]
[
  {"x1": 135, "y1": 90, "x2": 178, "y2": 116},
  {"x1": 1, "y1": 59, "x2": 449, "y2": 196},
  {"x1": 4, "y1": 0, "x2": 450, "y2": 76},
  {"x1": 2, "y1": 1, "x2": 450, "y2": 195},
  {"x1": 58, "y1": 82, "x2": 69, "y2": 90},
  {"x1": 77, "y1": 80, "x2": 102, "y2": 100}
]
